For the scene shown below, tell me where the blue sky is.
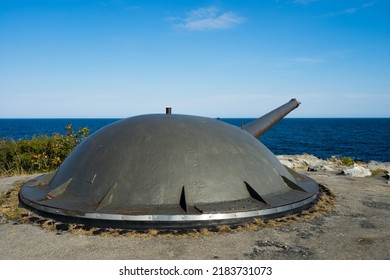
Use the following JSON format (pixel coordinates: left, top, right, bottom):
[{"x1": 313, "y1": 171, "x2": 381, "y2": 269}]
[{"x1": 1, "y1": 0, "x2": 389, "y2": 118}]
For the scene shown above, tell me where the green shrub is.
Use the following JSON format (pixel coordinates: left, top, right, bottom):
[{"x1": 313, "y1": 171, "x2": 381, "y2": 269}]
[
  {"x1": 0, "y1": 125, "x2": 89, "y2": 176},
  {"x1": 341, "y1": 157, "x2": 355, "y2": 167}
]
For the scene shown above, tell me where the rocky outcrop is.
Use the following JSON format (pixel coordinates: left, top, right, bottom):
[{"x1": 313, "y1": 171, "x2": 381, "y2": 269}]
[
  {"x1": 367, "y1": 161, "x2": 390, "y2": 173},
  {"x1": 341, "y1": 166, "x2": 372, "y2": 177},
  {"x1": 277, "y1": 154, "x2": 388, "y2": 178},
  {"x1": 277, "y1": 154, "x2": 331, "y2": 170}
]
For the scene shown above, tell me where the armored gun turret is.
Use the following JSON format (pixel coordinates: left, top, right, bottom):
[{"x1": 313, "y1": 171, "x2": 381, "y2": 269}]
[{"x1": 20, "y1": 99, "x2": 320, "y2": 230}]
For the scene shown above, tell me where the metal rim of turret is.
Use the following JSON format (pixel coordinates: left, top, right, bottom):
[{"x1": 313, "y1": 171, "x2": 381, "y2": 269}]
[
  {"x1": 19, "y1": 199, "x2": 320, "y2": 230},
  {"x1": 19, "y1": 173, "x2": 320, "y2": 230},
  {"x1": 20, "y1": 190, "x2": 318, "y2": 222}
]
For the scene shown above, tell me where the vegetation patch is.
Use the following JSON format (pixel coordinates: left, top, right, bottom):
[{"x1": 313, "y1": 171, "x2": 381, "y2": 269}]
[
  {"x1": 370, "y1": 168, "x2": 388, "y2": 176},
  {"x1": 0, "y1": 125, "x2": 89, "y2": 177},
  {"x1": 0, "y1": 184, "x2": 30, "y2": 223},
  {"x1": 340, "y1": 157, "x2": 355, "y2": 167}
]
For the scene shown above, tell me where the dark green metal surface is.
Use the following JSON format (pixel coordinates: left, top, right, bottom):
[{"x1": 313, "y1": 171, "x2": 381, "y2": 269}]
[{"x1": 19, "y1": 99, "x2": 320, "y2": 229}]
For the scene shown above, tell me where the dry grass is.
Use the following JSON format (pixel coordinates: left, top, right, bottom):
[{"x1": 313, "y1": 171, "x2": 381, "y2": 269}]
[
  {"x1": 0, "y1": 184, "x2": 336, "y2": 238},
  {"x1": 0, "y1": 185, "x2": 29, "y2": 221},
  {"x1": 216, "y1": 225, "x2": 232, "y2": 233},
  {"x1": 148, "y1": 229, "x2": 159, "y2": 236},
  {"x1": 371, "y1": 168, "x2": 388, "y2": 176}
]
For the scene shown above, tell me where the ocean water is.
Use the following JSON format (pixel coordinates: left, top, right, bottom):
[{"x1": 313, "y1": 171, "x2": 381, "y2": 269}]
[{"x1": 0, "y1": 118, "x2": 389, "y2": 162}]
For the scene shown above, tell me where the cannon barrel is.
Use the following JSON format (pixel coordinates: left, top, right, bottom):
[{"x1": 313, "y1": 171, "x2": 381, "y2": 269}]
[{"x1": 242, "y1": 98, "x2": 301, "y2": 138}]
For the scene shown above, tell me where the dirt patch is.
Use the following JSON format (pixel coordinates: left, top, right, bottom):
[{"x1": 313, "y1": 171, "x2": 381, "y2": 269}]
[
  {"x1": 361, "y1": 200, "x2": 390, "y2": 211},
  {"x1": 356, "y1": 238, "x2": 375, "y2": 246},
  {"x1": 1, "y1": 171, "x2": 389, "y2": 260},
  {"x1": 245, "y1": 240, "x2": 312, "y2": 260}
]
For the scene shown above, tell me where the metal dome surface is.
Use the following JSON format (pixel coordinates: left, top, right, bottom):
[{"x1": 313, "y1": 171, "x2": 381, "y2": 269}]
[{"x1": 19, "y1": 101, "x2": 320, "y2": 229}]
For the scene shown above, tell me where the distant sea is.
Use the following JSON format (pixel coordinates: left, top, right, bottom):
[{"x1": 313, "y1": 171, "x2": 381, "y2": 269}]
[{"x1": 0, "y1": 118, "x2": 389, "y2": 162}]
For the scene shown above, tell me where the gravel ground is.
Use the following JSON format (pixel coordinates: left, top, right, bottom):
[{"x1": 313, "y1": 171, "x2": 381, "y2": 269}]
[{"x1": 0, "y1": 170, "x2": 389, "y2": 260}]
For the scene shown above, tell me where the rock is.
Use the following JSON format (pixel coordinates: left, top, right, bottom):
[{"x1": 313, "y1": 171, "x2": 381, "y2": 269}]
[
  {"x1": 342, "y1": 166, "x2": 372, "y2": 177},
  {"x1": 278, "y1": 154, "x2": 336, "y2": 172},
  {"x1": 298, "y1": 154, "x2": 323, "y2": 167},
  {"x1": 367, "y1": 161, "x2": 390, "y2": 173},
  {"x1": 277, "y1": 154, "x2": 324, "y2": 169},
  {"x1": 308, "y1": 165, "x2": 335, "y2": 172},
  {"x1": 279, "y1": 159, "x2": 294, "y2": 169}
]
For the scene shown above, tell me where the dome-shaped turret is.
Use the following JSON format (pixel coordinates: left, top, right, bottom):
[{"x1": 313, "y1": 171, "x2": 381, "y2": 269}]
[{"x1": 20, "y1": 99, "x2": 320, "y2": 229}]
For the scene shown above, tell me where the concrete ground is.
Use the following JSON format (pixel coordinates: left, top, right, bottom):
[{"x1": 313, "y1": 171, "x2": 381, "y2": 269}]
[{"x1": 0, "y1": 170, "x2": 389, "y2": 260}]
